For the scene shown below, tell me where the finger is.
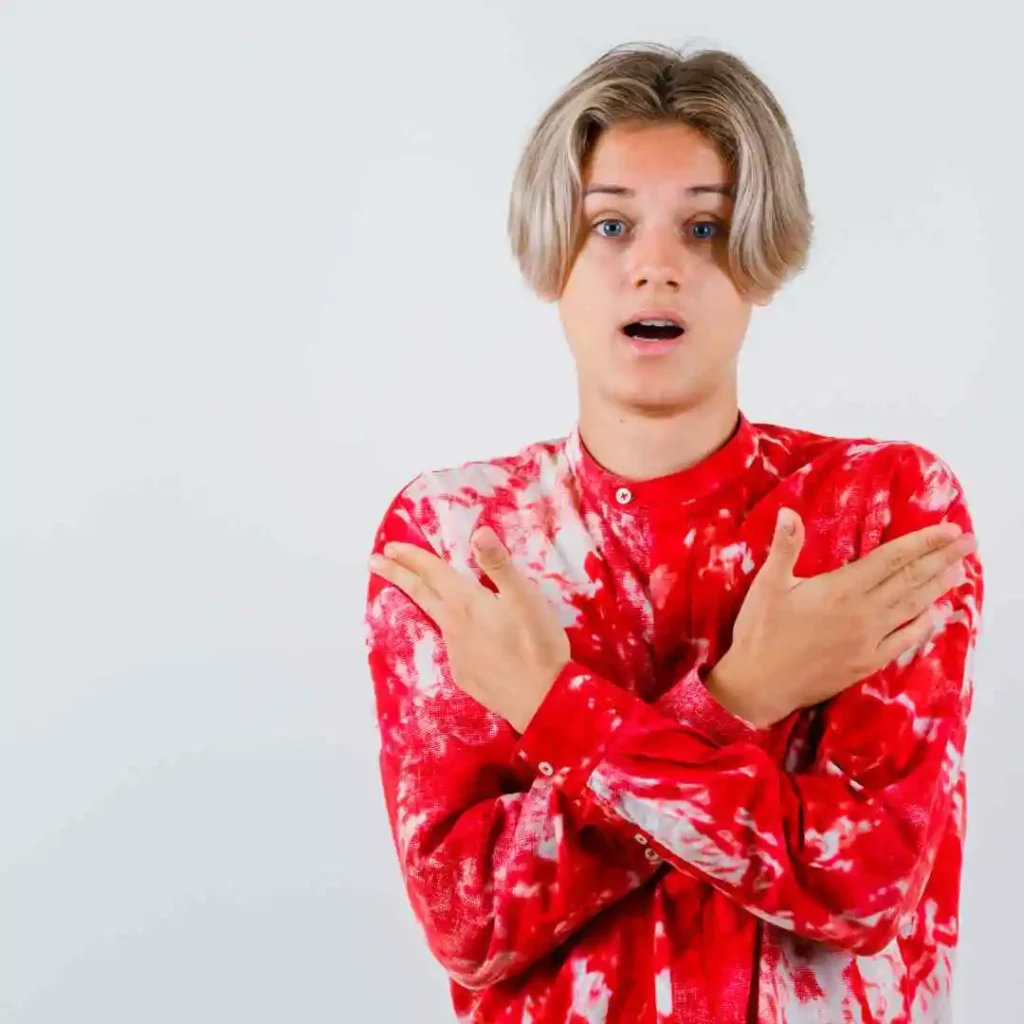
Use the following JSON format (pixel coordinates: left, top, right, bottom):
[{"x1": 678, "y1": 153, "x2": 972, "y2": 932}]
[
  {"x1": 369, "y1": 555, "x2": 447, "y2": 625},
  {"x1": 471, "y1": 527, "x2": 527, "y2": 595},
  {"x1": 382, "y1": 542, "x2": 477, "y2": 605},
  {"x1": 840, "y1": 522, "x2": 965, "y2": 591},
  {"x1": 758, "y1": 508, "x2": 805, "y2": 585},
  {"x1": 878, "y1": 560, "x2": 968, "y2": 636},
  {"x1": 874, "y1": 605, "x2": 940, "y2": 667},
  {"x1": 870, "y1": 532, "x2": 976, "y2": 609}
]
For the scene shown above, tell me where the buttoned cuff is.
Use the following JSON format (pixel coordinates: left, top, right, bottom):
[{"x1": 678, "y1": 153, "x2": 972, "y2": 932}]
[
  {"x1": 655, "y1": 664, "x2": 764, "y2": 747},
  {"x1": 513, "y1": 661, "x2": 638, "y2": 801}
]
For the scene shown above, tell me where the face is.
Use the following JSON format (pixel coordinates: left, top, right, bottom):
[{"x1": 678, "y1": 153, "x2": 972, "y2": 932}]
[{"x1": 557, "y1": 121, "x2": 765, "y2": 417}]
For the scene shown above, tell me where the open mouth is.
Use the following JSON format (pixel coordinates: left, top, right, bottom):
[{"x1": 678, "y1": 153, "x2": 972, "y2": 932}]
[{"x1": 622, "y1": 319, "x2": 686, "y2": 341}]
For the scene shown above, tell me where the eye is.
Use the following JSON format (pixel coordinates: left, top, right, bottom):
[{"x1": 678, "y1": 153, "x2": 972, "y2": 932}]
[
  {"x1": 689, "y1": 221, "x2": 721, "y2": 241},
  {"x1": 593, "y1": 218, "x2": 628, "y2": 239}
]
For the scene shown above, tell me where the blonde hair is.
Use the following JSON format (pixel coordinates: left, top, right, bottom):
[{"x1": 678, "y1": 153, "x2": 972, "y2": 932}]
[{"x1": 508, "y1": 43, "x2": 812, "y2": 300}]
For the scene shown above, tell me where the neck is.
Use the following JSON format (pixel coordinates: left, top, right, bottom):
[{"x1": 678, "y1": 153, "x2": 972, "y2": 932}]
[{"x1": 577, "y1": 386, "x2": 741, "y2": 482}]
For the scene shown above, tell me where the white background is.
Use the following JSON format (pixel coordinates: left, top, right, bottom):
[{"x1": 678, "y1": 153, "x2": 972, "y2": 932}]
[{"x1": 2, "y1": 2, "x2": 1020, "y2": 1021}]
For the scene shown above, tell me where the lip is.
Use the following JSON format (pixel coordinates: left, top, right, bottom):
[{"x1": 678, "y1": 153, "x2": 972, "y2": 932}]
[
  {"x1": 619, "y1": 307, "x2": 689, "y2": 357},
  {"x1": 618, "y1": 308, "x2": 689, "y2": 332}
]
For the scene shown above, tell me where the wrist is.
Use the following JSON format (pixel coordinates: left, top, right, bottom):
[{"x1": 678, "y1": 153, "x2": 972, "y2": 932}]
[
  {"x1": 511, "y1": 659, "x2": 572, "y2": 735},
  {"x1": 513, "y1": 662, "x2": 633, "y2": 798},
  {"x1": 707, "y1": 653, "x2": 786, "y2": 729}
]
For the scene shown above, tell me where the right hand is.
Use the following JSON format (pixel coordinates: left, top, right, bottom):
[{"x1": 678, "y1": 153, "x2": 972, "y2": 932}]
[{"x1": 708, "y1": 508, "x2": 977, "y2": 728}]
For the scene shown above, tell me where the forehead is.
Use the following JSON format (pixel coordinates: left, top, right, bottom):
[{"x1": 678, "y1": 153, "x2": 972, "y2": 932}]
[{"x1": 582, "y1": 122, "x2": 731, "y2": 193}]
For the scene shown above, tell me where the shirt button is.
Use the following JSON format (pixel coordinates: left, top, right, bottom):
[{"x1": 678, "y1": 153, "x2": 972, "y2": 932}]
[
  {"x1": 615, "y1": 487, "x2": 633, "y2": 505},
  {"x1": 633, "y1": 833, "x2": 648, "y2": 846},
  {"x1": 538, "y1": 761, "x2": 555, "y2": 777},
  {"x1": 644, "y1": 847, "x2": 661, "y2": 863}
]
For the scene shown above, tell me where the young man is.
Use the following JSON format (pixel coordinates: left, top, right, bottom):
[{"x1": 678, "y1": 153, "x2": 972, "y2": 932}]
[{"x1": 365, "y1": 44, "x2": 983, "y2": 1024}]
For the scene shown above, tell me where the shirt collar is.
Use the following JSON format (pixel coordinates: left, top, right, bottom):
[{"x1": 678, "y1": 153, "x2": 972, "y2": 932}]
[{"x1": 565, "y1": 411, "x2": 760, "y2": 511}]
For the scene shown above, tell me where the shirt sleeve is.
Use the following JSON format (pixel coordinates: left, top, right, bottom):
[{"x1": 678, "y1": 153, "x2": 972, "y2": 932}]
[
  {"x1": 366, "y1": 488, "x2": 666, "y2": 991},
  {"x1": 511, "y1": 446, "x2": 983, "y2": 955}
]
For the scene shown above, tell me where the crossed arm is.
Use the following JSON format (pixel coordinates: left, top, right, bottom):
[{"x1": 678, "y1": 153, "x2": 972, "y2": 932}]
[
  {"x1": 366, "y1": 454, "x2": 982, "y2": 988},
  {"x1": 368, "y1": 497, "x2": 698, "y2": 990}
]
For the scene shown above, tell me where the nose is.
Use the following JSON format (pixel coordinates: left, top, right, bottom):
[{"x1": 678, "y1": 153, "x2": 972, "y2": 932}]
[{"x1": 629, "y1": 227, "x2": 683, "y2": 291}]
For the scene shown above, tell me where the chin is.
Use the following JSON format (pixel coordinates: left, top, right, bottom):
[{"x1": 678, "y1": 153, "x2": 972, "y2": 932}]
[{"x1": 607, "y1": 385, "x2": 703, "y2": 418}]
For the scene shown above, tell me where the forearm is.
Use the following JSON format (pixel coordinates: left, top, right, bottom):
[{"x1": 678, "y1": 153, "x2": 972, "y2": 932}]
[
  {"x1": 516, "y1": 606, "x2": 975, "y2": 956},
  {"x1": 517, "y1": 657, "x2": 772, "y2": 860},
  {"x1": 382, "y1": 748, "x2": 660, "y2": 989},
  {"x1": 369, "y1": 516, "x2": 666, "y2": 988}
]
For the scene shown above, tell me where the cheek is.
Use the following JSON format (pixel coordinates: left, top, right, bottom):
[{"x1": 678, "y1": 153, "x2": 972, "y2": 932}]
[
  {"x1": 558, "y1": 257, "x2": 606, "y2": 326},
  {"x1": 567, "y1": 236, "x2": 619, "y2": 282},
  {"x1": 714, "y1": 299, "x2": 754, "y2": 354},
  {"x1": 564, "y1": 248, "x2": 601, "y2": 291},
  {"x1": 688, "y1": 278, "x2": 752, "y2": 354},
  {"x1": 704, "y1": 271, "x2": 751, "y2": 319},
  {"x1": 556, "y1": 293, "x2": 591, "y2": 358}
]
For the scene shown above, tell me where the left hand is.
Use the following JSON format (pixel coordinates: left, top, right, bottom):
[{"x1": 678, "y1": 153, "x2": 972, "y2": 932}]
[{"x1": 369, "y1": 527, "x2": 571, "y2": 732}]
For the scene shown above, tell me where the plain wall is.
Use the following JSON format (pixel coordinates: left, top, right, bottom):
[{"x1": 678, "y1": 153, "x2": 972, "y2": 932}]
[{"x1": 2, "y1": 1, "x2": 1020, "y2": 1020}]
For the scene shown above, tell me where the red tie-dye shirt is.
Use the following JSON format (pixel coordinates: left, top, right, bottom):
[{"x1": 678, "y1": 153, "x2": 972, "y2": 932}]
[{"x1": 365, "y1": 413, "x2": 983, "y2": 1024}]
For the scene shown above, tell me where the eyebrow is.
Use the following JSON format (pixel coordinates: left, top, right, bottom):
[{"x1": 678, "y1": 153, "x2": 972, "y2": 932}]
[{"x1": 583, "y1": 183, "x2": 734, "y2": 198}]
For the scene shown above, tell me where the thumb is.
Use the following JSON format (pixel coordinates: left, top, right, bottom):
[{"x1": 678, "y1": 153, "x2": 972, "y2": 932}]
[
  {"x1": 761, "y1": 507, "x2": 805, "y2": 582},
  {"x1": 471, "y1": 527, "x2": 519, "y2": 591}
]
